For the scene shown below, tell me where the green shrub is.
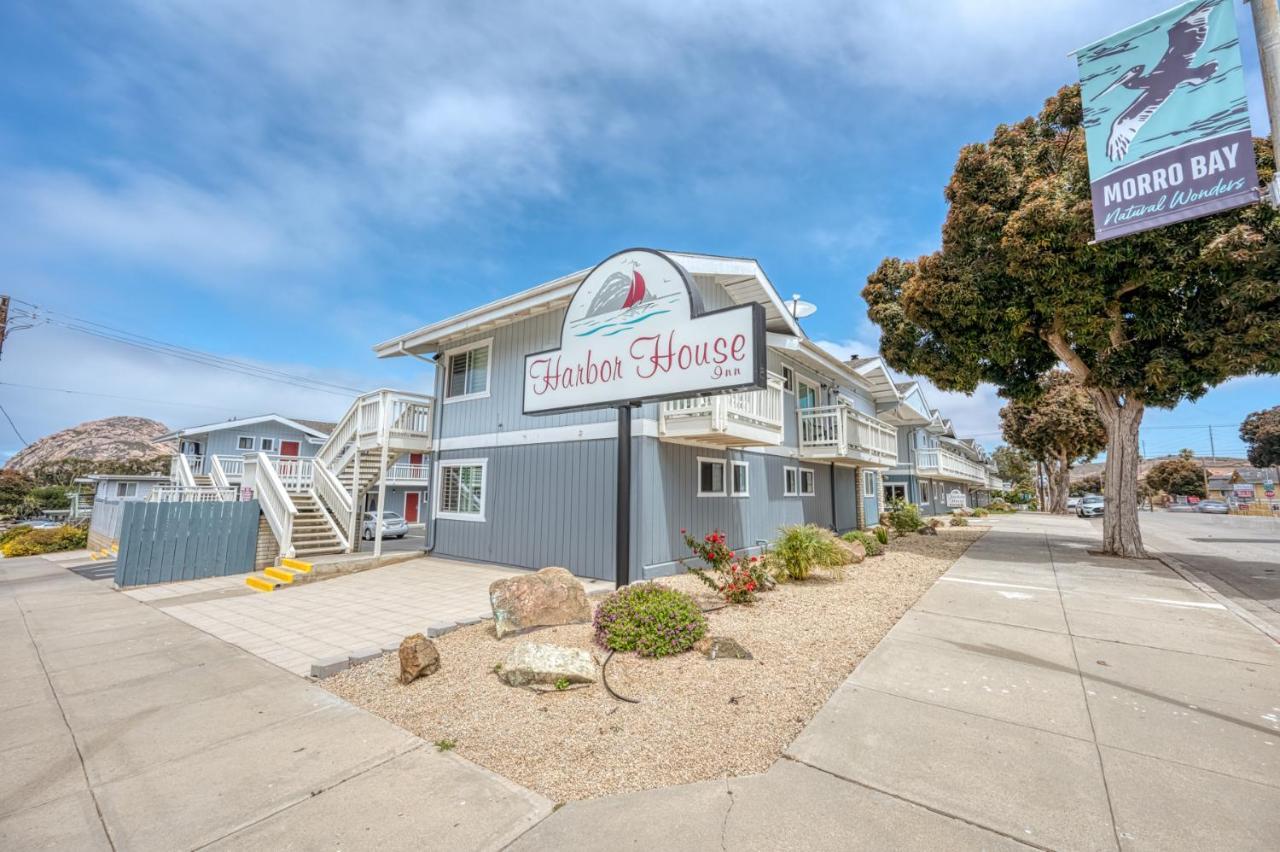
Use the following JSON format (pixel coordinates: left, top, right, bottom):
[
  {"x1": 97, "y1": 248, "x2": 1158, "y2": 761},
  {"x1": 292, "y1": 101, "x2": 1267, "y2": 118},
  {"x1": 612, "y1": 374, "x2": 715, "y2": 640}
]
[
  {"x1": 29, "y1": 486, "x2": 71, "y2": 510},
  {"x1": 872, "y1": 526, "x2": 889, "y2": 545},
  {"x1": 1, "y1": 525, "x2": 87, "y2": 557},
  {"x1": 885, "y1": 500, "x2": 924, "y2": 537},
  {"x1": 0, "y1": 524, "x2": 32, "y2": 545},
  {"x1": 988, "y1": 499, "x2": 1012, "y2": 513},
  {"x1": 950, "y1": 515, "x2": 969, "y2": 527},
  {"x1": 842, "y1": 529, "x2": 884, "y2": 556},
  {"x1": 973, "y1": 507, "x2": 989, "y2": 517},
  {"x1": 593, "y1": 583, "x2": 707, "y2": 657},
  {"x1": 772, "y1": 524, "x2": 844, "y2": 582}
]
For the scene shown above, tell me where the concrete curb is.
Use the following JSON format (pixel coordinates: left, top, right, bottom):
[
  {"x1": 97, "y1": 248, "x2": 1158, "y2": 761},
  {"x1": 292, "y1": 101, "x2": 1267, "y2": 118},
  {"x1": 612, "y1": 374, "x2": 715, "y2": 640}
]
[{"x1": 1149, "y1": 547, "x2": 1280, "y2": 645}]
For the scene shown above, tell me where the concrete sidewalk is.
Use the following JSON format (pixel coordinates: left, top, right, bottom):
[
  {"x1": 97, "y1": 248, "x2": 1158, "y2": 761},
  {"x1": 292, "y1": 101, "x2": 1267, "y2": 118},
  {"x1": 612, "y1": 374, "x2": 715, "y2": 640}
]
[
  {"x1": 0, "y1": 553, "x2": 550, "y2": 851},
  {"x1": 515, "y1": 514, "x2": 1280, "y2": 851}
]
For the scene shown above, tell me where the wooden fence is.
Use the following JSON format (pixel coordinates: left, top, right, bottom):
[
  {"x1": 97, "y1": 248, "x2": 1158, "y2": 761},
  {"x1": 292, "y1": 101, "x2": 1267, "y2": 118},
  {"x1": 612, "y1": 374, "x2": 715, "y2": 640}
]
[{"x1": 114, "y1": 500, "x2": 260, "y2": 587}]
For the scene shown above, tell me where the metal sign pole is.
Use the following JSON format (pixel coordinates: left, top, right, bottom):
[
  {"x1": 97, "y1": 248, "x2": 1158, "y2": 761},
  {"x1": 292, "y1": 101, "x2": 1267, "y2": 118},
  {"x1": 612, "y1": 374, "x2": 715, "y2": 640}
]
[
  {"x1": 615, "y1": 404, "x2": 632, "y2": 588},
  {"x1": 1251, "y1": 0, "x2": 1280, "y2": 204}
]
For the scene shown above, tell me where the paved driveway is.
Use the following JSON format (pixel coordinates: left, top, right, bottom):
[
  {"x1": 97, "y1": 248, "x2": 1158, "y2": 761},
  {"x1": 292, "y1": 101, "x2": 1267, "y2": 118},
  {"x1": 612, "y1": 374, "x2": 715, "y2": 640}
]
[{"x1": 126, "y1": 556, "x2": 613, "y2": 676}]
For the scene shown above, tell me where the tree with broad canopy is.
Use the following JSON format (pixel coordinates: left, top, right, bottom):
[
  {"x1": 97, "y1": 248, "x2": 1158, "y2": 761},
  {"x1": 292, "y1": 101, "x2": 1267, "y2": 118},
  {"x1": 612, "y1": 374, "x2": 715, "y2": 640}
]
[
  {"x1": 1240, "y1": 405, "x2": 1280, "y2": 468},
  {"x1": 863, "y1": 84, "x2": 1280, "y2": 557}
]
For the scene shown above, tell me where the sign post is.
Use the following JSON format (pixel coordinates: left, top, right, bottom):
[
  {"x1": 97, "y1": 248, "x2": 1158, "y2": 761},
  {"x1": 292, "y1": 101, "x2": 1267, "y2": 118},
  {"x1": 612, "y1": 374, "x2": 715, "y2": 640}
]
[
  {"x1": 1074, "y1": 0, "x2": 1260, "y2": 241},
  {"x1": 523, "y1": 249, "x2": 766, "y2": 587}
]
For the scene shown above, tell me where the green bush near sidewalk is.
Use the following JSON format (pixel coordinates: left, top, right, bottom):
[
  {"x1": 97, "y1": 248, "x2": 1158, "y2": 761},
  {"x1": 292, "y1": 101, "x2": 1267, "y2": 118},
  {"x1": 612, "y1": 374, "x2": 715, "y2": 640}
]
[{"x1": 1, "y1": 525, "x2": 87, "y2": 557}]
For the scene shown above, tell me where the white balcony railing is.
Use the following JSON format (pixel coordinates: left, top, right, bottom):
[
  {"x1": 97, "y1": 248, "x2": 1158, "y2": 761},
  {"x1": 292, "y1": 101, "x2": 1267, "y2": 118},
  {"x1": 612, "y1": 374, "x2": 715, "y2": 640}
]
[
  {"x1": 798, "y1": 403, "x2": 898, "y2": 466},
  {"x1": 916, "y1": 447, "x2": 988, "y2": 483},
  {"x1": 147, "y1": 485, "x2": 236, "y2": 503},
  {"x1": 385, "y1": 462, "x2": 431, "y2": 483},
  {"x1": 270, "y1": 456, "x2": 315, "y2": 492},
  {"x1": 659, "y1": 373, "x2": 785, "y2": 446},
  {"x1": 213, "y1": 454, "x2": 244, "y2": 481}
]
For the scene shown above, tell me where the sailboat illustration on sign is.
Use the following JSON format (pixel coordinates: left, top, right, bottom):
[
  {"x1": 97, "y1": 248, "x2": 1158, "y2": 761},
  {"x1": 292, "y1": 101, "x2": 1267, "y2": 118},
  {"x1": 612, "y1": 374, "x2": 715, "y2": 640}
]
[{"x1": 571, "y1": 263, "x2": 677, "y2": 337}]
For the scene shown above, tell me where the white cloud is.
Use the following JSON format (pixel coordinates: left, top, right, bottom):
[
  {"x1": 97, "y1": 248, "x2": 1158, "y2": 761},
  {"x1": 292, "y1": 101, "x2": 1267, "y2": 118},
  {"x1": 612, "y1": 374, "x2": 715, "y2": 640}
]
[{"x1": 0, "y1": 325, "x2": 431, "y2": 459}]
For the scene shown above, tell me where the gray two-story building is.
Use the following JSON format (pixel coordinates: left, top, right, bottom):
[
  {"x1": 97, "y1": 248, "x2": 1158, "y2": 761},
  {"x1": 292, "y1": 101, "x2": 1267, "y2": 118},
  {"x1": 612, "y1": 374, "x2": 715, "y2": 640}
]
[{"x1": 375, "y1": 251, "x2": 916, "y2": 582}]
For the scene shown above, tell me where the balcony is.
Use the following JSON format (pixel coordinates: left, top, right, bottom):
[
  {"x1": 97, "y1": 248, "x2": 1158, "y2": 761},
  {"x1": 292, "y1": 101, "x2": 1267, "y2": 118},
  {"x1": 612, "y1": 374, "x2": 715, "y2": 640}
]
[
  {"x1": 384, "y1": 461, "x2": 431, "y2": 484},
  {"x1": 916, "y1": 447, "x2": 988, "y2": 484},
  {"x1": 355, "y1": 389, "x2": 434, "y2": 454},
  {"x1": 659, "y1": 373, "x2": 785, "y2": 447},
  {"x1": 798, "y1": 404, "x2": 898, "y2": 467}
]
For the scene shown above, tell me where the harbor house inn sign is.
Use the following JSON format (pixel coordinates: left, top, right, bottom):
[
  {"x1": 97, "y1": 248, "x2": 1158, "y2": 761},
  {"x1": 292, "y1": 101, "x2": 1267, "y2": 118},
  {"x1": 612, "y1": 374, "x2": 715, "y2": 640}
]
[{"x1": 523, "y1": 248, "x2": 766, "y2": 414}]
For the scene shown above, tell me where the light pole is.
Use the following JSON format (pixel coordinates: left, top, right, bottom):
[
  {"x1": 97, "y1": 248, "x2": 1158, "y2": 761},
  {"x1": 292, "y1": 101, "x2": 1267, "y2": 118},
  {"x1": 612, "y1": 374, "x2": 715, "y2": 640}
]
[{"x1": 1251, "y1": 0, "x2": 1280, "y2": 204}]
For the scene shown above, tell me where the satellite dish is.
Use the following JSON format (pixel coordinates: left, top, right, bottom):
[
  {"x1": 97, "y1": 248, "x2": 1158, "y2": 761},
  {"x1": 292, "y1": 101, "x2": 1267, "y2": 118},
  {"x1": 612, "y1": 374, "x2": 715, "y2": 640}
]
[{"x1": 787, "y1": 294, "x2": 817, "y2": 319}]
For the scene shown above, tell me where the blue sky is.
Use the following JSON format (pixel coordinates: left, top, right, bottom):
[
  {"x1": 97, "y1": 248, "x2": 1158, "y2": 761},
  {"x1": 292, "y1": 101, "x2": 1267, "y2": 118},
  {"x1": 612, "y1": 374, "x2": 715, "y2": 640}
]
[{"x1": 2, "y1": 0, "x2": 1276, "y2": 460}]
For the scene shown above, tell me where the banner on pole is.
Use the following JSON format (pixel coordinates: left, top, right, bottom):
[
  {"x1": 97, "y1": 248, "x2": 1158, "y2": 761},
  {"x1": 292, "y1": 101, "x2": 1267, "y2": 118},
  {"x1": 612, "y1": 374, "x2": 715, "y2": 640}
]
[{"x1": 1075, "y1": 0, "x2": 1259, "y2": 241}]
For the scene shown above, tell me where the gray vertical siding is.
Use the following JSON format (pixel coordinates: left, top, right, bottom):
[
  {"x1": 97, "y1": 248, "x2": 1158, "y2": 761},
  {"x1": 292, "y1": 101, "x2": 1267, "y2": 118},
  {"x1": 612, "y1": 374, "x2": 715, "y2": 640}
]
[
  {"x1": 186, "y1": 421, "x2": 324, "y2": 459},
  {"x1": 833, "y1": 466, "x2": 859, "y2": 533}
]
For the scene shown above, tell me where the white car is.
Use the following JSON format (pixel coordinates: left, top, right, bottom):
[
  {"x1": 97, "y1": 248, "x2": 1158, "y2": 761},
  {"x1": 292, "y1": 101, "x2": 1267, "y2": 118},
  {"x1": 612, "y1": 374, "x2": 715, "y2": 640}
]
[
  {"x1": 1066, "y1": 497, "x2": 1081, "y2": 510},
  {"x1": 361, "y1": 511, "x2": 409, "y2": 540}
]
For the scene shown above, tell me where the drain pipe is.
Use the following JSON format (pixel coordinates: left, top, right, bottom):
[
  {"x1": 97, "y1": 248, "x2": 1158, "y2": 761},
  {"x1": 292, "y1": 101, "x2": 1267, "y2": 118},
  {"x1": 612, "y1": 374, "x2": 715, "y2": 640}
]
[{"x1": 399, "y1": 342, "x2": 442, "y2": 553}]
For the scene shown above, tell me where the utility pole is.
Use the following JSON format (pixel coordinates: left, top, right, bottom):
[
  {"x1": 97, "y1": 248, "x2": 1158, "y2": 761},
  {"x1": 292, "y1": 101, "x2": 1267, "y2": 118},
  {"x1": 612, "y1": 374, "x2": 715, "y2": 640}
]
[
  {"x1": 0, "y1": 295, "x2": 9, "y2": 360},
  {"x1": 1252, "y1": 0, "x2": 1280, "y2": 204},
  {"x1": 1208, "y1": 424, "x2": 1217, "y2": 463}
]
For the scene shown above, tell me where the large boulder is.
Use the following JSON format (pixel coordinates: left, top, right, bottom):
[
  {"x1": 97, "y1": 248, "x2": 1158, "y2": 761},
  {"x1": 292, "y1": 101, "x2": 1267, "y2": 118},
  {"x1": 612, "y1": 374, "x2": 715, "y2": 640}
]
[
  {"x1": 489, "y1": 567, "x2": 591, "y2": 639},
  {"x1": 398, "y1": 633, "x2": 440, "y2": 685},
  {"x1": 833, "y1": 537, "x2": 866, "y2": 565},
  {"x1": 499, "y1": 642, "x2": 597, "y2": 688}
]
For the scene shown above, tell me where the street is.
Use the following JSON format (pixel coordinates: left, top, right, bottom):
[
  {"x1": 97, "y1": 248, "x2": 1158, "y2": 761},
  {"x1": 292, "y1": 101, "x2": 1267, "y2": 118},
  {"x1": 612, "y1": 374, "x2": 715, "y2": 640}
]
[{"x1": 1129, "y1": 512, "x2": 1279, "y2": 637}]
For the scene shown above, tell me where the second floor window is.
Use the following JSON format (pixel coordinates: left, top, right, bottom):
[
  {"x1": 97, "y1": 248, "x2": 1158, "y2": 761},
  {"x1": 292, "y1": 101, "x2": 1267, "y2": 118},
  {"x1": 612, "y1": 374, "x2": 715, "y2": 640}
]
[
  {"x1": 445, "y1": 342, "x2": 491, "y2": 401},
  {"x1": 796, "y1": 377, "x2": 819, "y2": 410}
]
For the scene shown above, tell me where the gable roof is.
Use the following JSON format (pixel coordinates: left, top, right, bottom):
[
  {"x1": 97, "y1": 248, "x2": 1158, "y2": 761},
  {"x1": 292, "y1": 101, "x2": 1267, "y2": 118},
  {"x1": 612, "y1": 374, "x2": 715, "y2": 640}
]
[
  {"x1": 157, "y1": 414, "x2": 332, "y2": 442},
  {"x1": 372, "y1": 250, "x2": 804, "y2": 358}
]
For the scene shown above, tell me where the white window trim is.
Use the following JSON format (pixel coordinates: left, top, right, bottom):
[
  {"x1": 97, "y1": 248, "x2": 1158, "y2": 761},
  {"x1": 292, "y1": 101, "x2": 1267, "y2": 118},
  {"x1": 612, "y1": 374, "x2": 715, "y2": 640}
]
[
  {"x1": 794, "y1": 371, "x2": 823, "y2": 410},
  {"x1": 697, "y1": 457, "x2": 727, "y2": 497},
  {"x1": 863, "y1": 469, "x2": 876, "y2": 493},
  {"x1": 442, "y1": 338, "x2": 493, "y2": 404},
  {"x1": 799, "y1": 467, "x2": 816, "y2": 497},
  {"x1": 729, "y1": 460, "x2": 749, "y2": 497},
  {"x1": 783, "y1": 465, "x2": 799, "y2": 497},
  {"x1": 115, "y1": 482, "x2": 138, "y2": 498},
  {"x1": 235, "y1": 434, "x2": 255, "y2": 451},
  {"x1": 260, "y1": 437, "x2": 276, "y2": 452},
  {"x1": 433, "y1": 458, "x2": 488, "y2": 522},
  {"x1": 781, "y1": 365, "x2": 795, "y2": 394}
]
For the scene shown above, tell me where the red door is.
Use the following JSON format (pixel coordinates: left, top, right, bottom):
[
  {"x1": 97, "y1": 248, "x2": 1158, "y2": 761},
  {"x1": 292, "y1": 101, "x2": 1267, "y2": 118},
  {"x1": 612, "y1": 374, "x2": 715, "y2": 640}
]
[
  {"x1": 409, "y1": 453, "x2": 423, "y2": 465},
  {"x1": 404, "y1": 492, "x2": 420, "y2": 524},
  {"x1": 280, "y1": 441, "x2": 300, "y2": 457}
]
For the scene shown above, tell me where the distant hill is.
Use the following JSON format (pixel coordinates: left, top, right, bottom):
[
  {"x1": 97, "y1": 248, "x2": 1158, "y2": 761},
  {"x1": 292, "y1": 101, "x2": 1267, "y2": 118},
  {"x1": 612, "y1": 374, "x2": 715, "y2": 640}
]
[
  {"x1": 1070, "y1": 455, "x2": 1249, "y2": 481},
  {"x1": 5, "y1": 416, "x2": 174, "y2": 484}
]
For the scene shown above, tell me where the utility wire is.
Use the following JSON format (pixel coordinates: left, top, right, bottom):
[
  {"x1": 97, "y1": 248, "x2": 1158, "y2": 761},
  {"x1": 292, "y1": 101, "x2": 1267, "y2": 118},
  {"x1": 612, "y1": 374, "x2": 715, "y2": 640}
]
[
  {"x1": 0, "y1": 403, "x2": 28, "y2": 446},
  {"x1": 0, "y1": 381, "x2": 267, "y2": 414},
  {"x1": 10, "y1": 298, "x2": 366, "y2": 397}
]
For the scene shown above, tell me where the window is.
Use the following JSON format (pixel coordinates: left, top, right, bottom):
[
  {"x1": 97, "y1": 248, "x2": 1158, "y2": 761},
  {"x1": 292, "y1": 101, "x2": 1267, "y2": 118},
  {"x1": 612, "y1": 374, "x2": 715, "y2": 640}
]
[
  {"x1": 799, "y1": 468, "x2": 816, "y2": 496},
  {"x1": 796, "y1": 377, "x2": 819, "y2": 411},
  {"x1": 444, "y1": 340, "x2": 492, "y2": 401},
  {"x1": 863, "y1": 470, "x2": 877, "y2": 495},
  {"x1": 260, "y1": 437, "x2": 276, "y2": 452},
  {"x1": 236, "y1": 435, "x2": 254, "y2": 451},
  {"x1": 884, "y1": 483, "x2": 907, "y2": 503},
  {"x1": 730, "y1": 461, "x2": 749, "y2": 497},
  {"x1": 784, "y1": 466, "x2": 799, "y2": 496},
  {"x1": 782, "y1": 366, "x2": 795, "y2": 393},
  {"x1": 436, "y1": 460, "x2": 486, "y2": 521},
  {"x1": 698, "y1": 458, "x2": 726, "y2": 496},
  {"x1": 115, "y1": 482, "x2": 138, "y2": 498}
]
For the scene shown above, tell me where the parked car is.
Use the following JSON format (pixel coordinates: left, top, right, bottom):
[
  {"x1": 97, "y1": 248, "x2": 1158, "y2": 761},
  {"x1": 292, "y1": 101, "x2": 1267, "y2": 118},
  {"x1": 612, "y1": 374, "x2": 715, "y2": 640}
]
[
  {"x1": 1076, "y1": 495, "x2": 1105, "y2": 518},
  {"x1": 1066, "y1": 496, "x2": 1081, "y2": 510},
  {"x1": 1196, "y1": 500, "x2": 1230, "y2": 515},
  {"x1": 361, "y1": 511, "x2": 409, "y2": 540}
]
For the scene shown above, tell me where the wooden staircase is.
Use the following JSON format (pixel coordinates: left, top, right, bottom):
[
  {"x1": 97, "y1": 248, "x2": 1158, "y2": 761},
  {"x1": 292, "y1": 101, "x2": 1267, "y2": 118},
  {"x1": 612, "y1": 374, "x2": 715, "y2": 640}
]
[{"x1": 289, "y1": 492, "x2": 345, "y2": 558}]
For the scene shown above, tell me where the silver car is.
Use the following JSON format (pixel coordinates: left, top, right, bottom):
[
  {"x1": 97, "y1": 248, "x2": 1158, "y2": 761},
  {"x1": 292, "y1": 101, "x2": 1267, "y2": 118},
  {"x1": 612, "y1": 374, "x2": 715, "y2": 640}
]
[
  {"x1": 1076, "y1": 495, "x2": 1105, "y2": 518},
  {"x1": 1195, "y1": 500, "x2": 1230, "y2": 515},
  {"x1": 361, "y1": 511, "x2": 409, "y2": 540}
]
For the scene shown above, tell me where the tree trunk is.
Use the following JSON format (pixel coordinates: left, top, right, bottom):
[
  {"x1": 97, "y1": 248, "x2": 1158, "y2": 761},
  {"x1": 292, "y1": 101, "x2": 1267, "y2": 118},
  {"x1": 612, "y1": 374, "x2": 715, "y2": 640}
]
[
  {"x1": 1046, "y1": 453, "x2": 1071, "y2": 514},
  {"x1": 1092, "y1": 393, "x2": 1147, "y2": 557}
]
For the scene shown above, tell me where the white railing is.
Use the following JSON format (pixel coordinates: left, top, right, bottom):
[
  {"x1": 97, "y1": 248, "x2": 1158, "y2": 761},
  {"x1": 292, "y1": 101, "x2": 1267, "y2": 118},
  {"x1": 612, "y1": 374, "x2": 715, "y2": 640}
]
[
  {"x1": 171, "y1": 453, "x2": 196, "y2": 487},
  {"x1": 147, "y1": 485, "x2": 237, "y2": 503},
  {"x1": 209, "y1": 455, "x2": 231, "y2": 491},
  {"x1": 270, "y1": 456, "x2": 315, "y2": 492},
  {"x1": 917, "y1": 447, "x2": 987, "y2": 483},
  {"x1": 213, "y1": 454, "x2": 244, "y2": 482},
  {"x1": 312, "y1": 462, "x2": 352, "y2": 552},
  {"x1": 660, "y1": 373, "x2": 785, "y2": 439},
  {"x1": 385, "y1": 462, "x2": 431, "y2": 483},
  {"x1": 243, "y1": 452, "x2": 297, "y2": 557},
  {"x1": 798, "y1": 403, "x2": 898, "y2": 465}
]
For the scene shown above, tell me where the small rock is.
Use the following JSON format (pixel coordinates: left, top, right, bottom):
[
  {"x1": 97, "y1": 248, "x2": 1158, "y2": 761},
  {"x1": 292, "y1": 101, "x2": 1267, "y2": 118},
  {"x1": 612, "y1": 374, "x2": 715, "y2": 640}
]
[
  {"x1": 499, "y1": 642, "x2": 597, "y2": 688},
  {"x1": 835, "y1": 537, "x2": 866, "y2": 564},
  {"x1": 695, "y1": 636, "x2": 753, "y2": 660},
  {"x1": 490, "y1": 567, "x2": 591, "y2": 639},
  {"x1": 918, "y1": 526, "x2": 938, "y2": 536},
  {"x1": 398, "y1": 633, "x2": 440, "y2": 685}
]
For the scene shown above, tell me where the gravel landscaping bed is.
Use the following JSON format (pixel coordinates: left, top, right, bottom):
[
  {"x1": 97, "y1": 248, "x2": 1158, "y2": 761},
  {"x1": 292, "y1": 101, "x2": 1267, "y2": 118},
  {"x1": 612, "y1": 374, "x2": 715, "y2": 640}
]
[{"x1": 324, "y1": 525, "x2": 986, "y2": 802}]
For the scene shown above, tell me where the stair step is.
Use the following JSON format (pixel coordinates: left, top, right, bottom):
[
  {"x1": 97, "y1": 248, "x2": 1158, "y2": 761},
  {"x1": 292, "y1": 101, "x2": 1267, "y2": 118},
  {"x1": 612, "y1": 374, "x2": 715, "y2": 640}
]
[
  {"x1": 245, "y1": 574, "x2": 277, "y2": 593},
  {"x1": 281, "y1": 557, "x2": 312, "y2": 573},
  {"x1": 264, "y1": 566, "x2": 297, "y2": 584}
]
